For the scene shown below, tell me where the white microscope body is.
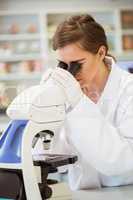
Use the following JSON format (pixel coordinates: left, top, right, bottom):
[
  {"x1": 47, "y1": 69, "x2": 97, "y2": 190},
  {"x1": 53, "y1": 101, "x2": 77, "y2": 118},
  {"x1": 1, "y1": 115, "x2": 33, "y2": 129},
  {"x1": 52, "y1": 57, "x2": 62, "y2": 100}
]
[{"x1": 5, "y1": 81, "x2": 67, "y2": 200}]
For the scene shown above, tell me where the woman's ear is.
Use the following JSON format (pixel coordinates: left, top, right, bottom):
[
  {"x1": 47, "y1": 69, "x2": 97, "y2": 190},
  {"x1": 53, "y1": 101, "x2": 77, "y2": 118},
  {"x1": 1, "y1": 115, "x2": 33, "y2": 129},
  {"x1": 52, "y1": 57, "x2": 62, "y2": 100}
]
[{"x1": 98, "y1": 46, "x2": 106, "y2": 60}]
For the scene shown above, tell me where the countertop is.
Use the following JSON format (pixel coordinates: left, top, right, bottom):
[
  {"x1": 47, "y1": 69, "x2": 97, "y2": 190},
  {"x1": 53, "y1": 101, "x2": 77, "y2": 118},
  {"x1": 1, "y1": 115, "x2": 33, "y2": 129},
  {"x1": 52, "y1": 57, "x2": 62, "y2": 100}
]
[
  {"x1": 48, "y1": 183, "x2": 133, "y2": 200},
  {"x1": 72, "y1": 185, "x2": 133, "y2": 200}
]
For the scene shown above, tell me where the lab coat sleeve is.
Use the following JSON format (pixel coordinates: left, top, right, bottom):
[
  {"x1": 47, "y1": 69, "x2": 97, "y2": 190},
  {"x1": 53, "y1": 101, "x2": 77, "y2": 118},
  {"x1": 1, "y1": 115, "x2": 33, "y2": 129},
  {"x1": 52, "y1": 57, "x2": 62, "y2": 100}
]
[
  {"x1": 66, "y1": 94, "x2": 133, "y2": 176},
  {"x1": 50, "y1": 126, "x2": 72, "y2": 155}
]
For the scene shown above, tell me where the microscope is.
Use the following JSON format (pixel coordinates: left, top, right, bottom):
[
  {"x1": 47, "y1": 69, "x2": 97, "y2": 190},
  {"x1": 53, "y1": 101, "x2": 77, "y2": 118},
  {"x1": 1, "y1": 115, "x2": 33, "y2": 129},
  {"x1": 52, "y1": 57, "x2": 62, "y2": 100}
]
[{"x1": 0, "y1": 80, "x2": 77, "y2": 200}]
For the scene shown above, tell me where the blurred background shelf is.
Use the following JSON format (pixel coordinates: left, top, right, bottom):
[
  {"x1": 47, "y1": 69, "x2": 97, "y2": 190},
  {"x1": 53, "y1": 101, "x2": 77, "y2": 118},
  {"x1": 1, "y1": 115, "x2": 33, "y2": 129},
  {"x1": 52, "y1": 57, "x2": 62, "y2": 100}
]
[
  {"x1": 122, "y1": 30, "x2": 133, "y2": 35},
  {"x1": 0, "y1": 72, "x2": 42, "y2": 81},
  {"x1": 0, "y1": 54, "x2": 42, "y2": 62},
  {"x1": 0, "y1": 33, "x2": 41, "y2": 41}
]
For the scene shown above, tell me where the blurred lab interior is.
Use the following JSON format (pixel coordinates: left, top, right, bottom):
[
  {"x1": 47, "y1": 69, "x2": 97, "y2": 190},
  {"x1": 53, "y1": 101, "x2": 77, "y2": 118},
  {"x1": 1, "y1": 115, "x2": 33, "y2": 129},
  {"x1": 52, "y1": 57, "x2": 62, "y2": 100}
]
[{"x1": 0, "y1": 0, "x2": 133, "y2": 199}]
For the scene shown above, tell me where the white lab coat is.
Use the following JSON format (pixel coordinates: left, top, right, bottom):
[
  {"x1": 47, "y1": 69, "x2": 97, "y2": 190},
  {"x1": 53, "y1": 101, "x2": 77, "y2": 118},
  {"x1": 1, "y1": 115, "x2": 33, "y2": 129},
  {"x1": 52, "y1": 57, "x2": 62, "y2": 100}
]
[{"x1": 50, "y1": 57, "x2": 133, "y2": 190}]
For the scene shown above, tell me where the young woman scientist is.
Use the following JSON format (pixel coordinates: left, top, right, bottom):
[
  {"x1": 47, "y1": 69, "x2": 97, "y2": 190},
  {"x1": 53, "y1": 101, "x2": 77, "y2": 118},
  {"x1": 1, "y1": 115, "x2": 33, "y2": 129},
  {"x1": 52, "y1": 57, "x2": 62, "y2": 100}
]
[{"x1": 41, "y1": 14, "x2": 133, "y2": 190}]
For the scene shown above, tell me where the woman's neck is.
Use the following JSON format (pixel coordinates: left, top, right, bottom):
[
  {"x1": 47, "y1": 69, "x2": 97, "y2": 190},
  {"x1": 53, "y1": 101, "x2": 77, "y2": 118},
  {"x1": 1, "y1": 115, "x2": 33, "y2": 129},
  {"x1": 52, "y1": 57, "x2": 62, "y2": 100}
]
[
  {"x1": 93, "y1": 61, "x2": 110, "y2": 93},
  {"x1": 88, "y1": 62, "x2": 111, "y2": 103}
]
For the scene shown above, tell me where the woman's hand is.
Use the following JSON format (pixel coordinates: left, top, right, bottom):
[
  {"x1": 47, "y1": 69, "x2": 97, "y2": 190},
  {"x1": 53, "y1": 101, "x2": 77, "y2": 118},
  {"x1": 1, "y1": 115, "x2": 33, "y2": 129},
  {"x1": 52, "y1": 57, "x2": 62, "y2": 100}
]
[{"x1": 41, "y1": 67, "x2": 83, "y2": 110}]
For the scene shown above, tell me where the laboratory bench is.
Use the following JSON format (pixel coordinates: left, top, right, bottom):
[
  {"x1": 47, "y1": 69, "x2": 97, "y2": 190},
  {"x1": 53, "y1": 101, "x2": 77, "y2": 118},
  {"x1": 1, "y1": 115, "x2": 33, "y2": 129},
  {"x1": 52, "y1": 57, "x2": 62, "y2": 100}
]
[
  {"x1": 44, "y1": 183, "x2": 133, "y2": 199},
  {"x1": 72, "y1": 185, "x2": 133, "y2": 200},
  {"x1": 0, "y1": 183, "x2": 133, "y2": 200}
]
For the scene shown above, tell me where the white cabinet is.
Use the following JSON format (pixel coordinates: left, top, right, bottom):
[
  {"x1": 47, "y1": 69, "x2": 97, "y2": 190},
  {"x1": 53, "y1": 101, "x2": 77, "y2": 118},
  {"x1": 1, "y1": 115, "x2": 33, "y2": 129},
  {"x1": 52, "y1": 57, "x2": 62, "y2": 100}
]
[
  {"x1": 0, "y1": 12, "x2": 46, "y2": 113},
  {"x1": 0, "y1": 12, "x2": 46, "y2": 75}
]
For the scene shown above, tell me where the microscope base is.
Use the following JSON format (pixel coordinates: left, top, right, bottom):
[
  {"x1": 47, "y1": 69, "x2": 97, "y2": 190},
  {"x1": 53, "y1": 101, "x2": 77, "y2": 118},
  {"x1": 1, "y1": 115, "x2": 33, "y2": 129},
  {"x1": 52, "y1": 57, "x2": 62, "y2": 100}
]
[{"x1": 0, "y1": 154, "x2": 77, "y2": 200}]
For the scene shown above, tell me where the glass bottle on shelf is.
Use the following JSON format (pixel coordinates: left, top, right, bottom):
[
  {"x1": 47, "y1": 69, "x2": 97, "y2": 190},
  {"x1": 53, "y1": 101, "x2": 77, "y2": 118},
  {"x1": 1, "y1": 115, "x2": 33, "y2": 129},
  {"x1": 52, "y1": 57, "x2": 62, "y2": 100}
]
[
  {"x1": 123, "y1": 35, "x2": 133, "y2": 50},
  {"x1": 121, "y1": 10, "x2": 133, "y2": 29}
]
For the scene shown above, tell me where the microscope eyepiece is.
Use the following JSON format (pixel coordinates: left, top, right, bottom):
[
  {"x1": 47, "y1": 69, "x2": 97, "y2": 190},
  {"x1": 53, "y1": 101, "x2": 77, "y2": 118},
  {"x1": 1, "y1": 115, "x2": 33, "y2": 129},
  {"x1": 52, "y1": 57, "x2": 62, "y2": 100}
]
[{"x1": 58, "y1": 61, "x2": 82, "y2": 76}]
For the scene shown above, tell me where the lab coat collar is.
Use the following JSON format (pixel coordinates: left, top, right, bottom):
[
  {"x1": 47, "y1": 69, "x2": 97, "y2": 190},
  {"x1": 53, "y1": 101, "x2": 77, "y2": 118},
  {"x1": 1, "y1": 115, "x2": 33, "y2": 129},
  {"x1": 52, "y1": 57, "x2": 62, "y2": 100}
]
[{"x1": 98, "y1": 56, "x2": 122, "y2": 105}]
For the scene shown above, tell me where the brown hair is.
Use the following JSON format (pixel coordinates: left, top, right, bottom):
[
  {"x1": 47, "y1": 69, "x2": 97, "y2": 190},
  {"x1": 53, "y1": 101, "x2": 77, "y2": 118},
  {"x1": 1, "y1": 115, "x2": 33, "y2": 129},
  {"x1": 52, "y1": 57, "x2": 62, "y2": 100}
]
[{"x1": 53, "y1": 14, "x2": 113, "y2": 58}]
